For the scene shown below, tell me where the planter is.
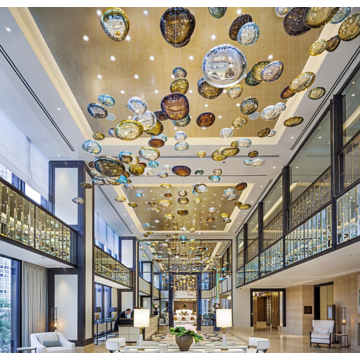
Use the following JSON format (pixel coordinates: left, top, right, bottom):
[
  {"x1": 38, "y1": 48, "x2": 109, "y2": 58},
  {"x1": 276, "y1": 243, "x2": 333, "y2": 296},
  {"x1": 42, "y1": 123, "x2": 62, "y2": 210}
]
[
  {"x1": 153, "y1": 309, "x2": 159, "y2": 315},
  {"x1": 175, "y1": 334, "x2": 193, "y2": 351}
]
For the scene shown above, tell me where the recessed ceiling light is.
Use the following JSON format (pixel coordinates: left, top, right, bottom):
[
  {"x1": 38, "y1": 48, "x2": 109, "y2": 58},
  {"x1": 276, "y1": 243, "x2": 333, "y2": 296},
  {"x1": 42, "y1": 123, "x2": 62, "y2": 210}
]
[
  {"x1": 273, "y1": 167, "x2": 276, "y2": 169},
  {"x1": 350, "y1": 253, "x2": 357, "y2": 256},
  {"x1": 96, "y1": 9, "x2": 102, "y2": 16},
  {"x1": 120, "y1": 90, "x2": 125, "y2": 94},
  {"x1": 291, "y1": 136, "x2": 294, "y2": 139},
  {"x1": 5, "y1": 26, "x2": 12, "y2": 33},
  {"x1": 134, "y1": 74, "x2": 139, "y2": 79},
  {"x1": 83, "y1": 35, "x2": 89, "y2": 41},
  {"x1": 211, "y1": 34, "x2": 216, "y2": 40},
  {"x1": 126, "y1": 35, "x2": 131, "y2": 41},
  {"x1": 351, "y1": 94, "x2": 355, "y2": 97},
  {"x1": 97, "y1": 74, "x2": 102, "y2": 79},
  {"x1": 236, "y1": 103, "x2": 240, "y2": 107},
  {"x1": 57, "y1": 108, "x2": 61, "y2": 111},
  {"x1": 110, "y1": 56, "x2": 116, "y2": 61},
  {"x1": 268, "y1": 54, "x2": 273, "y2": 60},
  {"x1": 236, "y1": 9, "x2": 242, "y2": 15},
  {"x1": 143, "y1": 9, "x2": 149, "y2": 16},
  {"x1": 155, "y1": 90, "x2": 159, "y2": 94},
  {"x1": 174, "y1": 127, "x2": 177, "y2": 130},
  {"x1": 171, "y1": 74, "x2": 175, "y2": 79},
  {"x1": 189, "y1": 55, "x2": 194, "y2": 60},
  {"x1": 57, "y1": 154, "x2": 61, "y2": 157},
  {"x1": 319, "y1": 136, "x2": 322, "y2": 139},
  {"x1": 128, "y1": 116, "x2": 132, "y2": 119},
  {"x1": 204, "y1": 104, "x2": 208, "y2": 108},
  {"x1": 202, "y1": 127, "x2": 206, "y2": 130},
  {"x1": 218, "y1": 115, "x2": 222, "y2": 119},
  {"x1": 149, "y1": 55, "x2": 155, "y2": 61},
  {"x1": 189, "y1": 90, "x2": 193, "y2": 93}
]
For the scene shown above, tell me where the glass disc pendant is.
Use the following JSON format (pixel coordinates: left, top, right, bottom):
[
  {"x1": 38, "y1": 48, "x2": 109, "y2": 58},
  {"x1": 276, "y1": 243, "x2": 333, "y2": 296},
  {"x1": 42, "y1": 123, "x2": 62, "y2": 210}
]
[
  {"x1": 281, "y1": 86, "x2": 296, "y2": 99},
  {"x1": 283, "y1": 7, "x2": 311, "y2": 36},
  {"x1": 202, "y1": 44, "x2": 247, "y2": 88},
  {"x1": 82, "y1": 140, "x2": 101, "y2": 155},
  {"x1": 172, "y1": 116, "x2": 191, "y2": 128},
  {"x1": 129, "y1": 164, "x2": 145, "y2": 176},
  {"x1": 100, "y1": 8, "x2": 130, "y2": 42},
  {"x1": 115, "y1": 120, "x2": 144, "y2": 141},
  {"x1": 145, "y1": 120, "x2": 163, "y2": 136},
  {"x1": 210, "y1": 175, "x2": 221, "y2": 182},
  {"x1": 93, "y1": 132, "x2": 105, "y2": 141},
  {"x1": 236, "y1": 182, "x2": 247, "y2": 190},
  {"x1": 115, "y1": 196, "x2": 126, "y2": 203},
  {"x1": 309, "y1": 40, "x2": 327, "y2": 56},
  {"x1": 98, "y1": 94, "x2": 115, "y2": 107},
  {"x1": 284, "y1": 116, "x2": 304, "y2": 127},
  {"x1": 87, "y1": 103, "x2": 108, "y2": 119},
  {"x1": 258, "y1": 128, "x2": 270, "y2": 138},
  {"x1": 197, "y1": 151, "x2": 206, "y2": 158},
  {"x1": 170, "y1": 78, "x2": 189, "y2": 94},
  {"x1": 196, "y1": 112, "x2": 215, "y2": 128},
  {"x1": 248, "y1": 151, "x2": 258, "y2": 158},
  {"x1": 198, "y1": 78, "x2": 222, "y2": 99},
  {"x1": 326, "y1": 35, "x2": 341, "y2": 52},
  {"x1": 155, "y1": 110, "x2": 168, "y2": 121},
  {"x1": 127, "y1": 97, "x2": 147, "y2": 115},
  {"x1": 161, "y1": 93, "x2": 189, "y2": 120},
  {"x1": 94, "y1": 156, "x2": 125, "y2": 176},
  {"x1": 289, "y1": 72, "x2": 315, "y2": 92},
  {"x1": 213, "y1": 168, "x2": 222, "y2": 176},
  {"x1": 304, "y1": 7, "x2": 339, "y2": 28},
  {"x1": 139, "y1": 147, "x2": 160, "y2": 161},
  {"x1": 72, "y1": 197, "x2": 84, "y2": 204},
  {"x1": 148, "y1": 161, "x2": 159, "y2": 168},
  {"x1": 268, "y1": 130, "x2": 276, "y2": 137},
  {"x1": 220, "y1": 147, "x2": 239, "y2": 157},
  {"x1": 133, "y1": 111, "x2": 156, "y2": 130},
  {"x1": 174, "y1": 131, "x2": 187, "y2": 142},
  {"x1": 237, "y1": 22, "x2": 260, "y2": 46},
  {"x1": 174, "y1": 142, "x2": 189, "y2": 152},
  {"x1": 108, "y1": 128, "x2": 116, "y2": 138},
  {"x1": 208, "y1": 7, "x2": 227, "y2": 19},
  {"x1": 275, "y1": 7, "x2": 292, "y2": 17},
  {"x1": 229, "y1": 14, "x2": 253, "y2": 40},
  {"x1": 331, "y1": 7, "x2": 351, "y2": 24},
  {"x1": 244, "y1": 159, "x2": 253, "y2": 166},
  {"x1": 227, "y1": 85, "x2": 243, "y2": 99},
  {"x1": 240, "y1": 96, "x2": 258, "y2": 115},
  {"x1": 172, "y1": 165, "x2": 191, "y2": 177},
  {"x1": 173, "y1": 67, "x2": 187, "y2": 79},
  {"x1": 338, "y1": 13, "x2": 360, "y2": 42},
  {"x1": 260, "y1": 61, "x2": 284, "y2": 82},
  {"x1": 232, "y1": 117, "x2": 248, "y2": 128},
  {"x1": 236, "y1": 138, "x2": 252, "y2": 148},
  {"x1": 308, "y1": 87, "x2": 326, "y2": 100},
  {"x1": 252, "y1": 158, "x2": 265, "y2": 167},
  {"x1": 148, "y1": 136, "x2": 165, "y2": 148},
  {"x1": 251, "y1": 60, "x2": 270, "y2": 82},
  {"x1": 245, "y1": 70, "x2": 261, "y2": 86},
  {"x1": 220, "y1": 128, "x2": 233, "y2": 139}
]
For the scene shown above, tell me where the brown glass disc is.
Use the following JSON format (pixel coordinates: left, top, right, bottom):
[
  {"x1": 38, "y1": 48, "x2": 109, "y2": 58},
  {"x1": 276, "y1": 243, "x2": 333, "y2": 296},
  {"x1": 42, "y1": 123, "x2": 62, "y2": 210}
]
[
  {"x1": 281, "y1": 86, "x2": 296, "y2": 99},
  {"x1": 236, "y1": 182, "x2": 248, "y2": 191},
  {"x1": 129, "y1": 164, "x2": 145, "y2": 176},
  {"x1": 178, "y1": 197, "x2": 189, "y2": 204},
  {"x1": 170, "y1": 78, "x2": 189, "y2": 94},
  {"x1": 284, "y1": 116, "x2": 304, "y2": 127},
  {"x1": 230, "y1": 141, "x2": 238, "y2": 148},
  {"x1": 123, "y1": 171, "x2": 130, "y2": 178},
  {"x1": 283, "y1": 8, "x2": 311, "y2": 36},
  {"x1": 229, "y1": 14, "x2": 252, "y2": 40},
  {"x1": 172, "y1": 165, "x2": 191, "y2": 177},
  {"x1": 326, "y1": 35, "x2": 341, "y2": 52},
  {"x1": 94, "y1": 156, "x2": 125, "y2": 177},
  {"x1": 235, "y1": 202, "x2": 243, "y2": 207},
  {"x1": 258, "y1": 128, "x2": 271, "y2": 138},
  {"x1": 164, "y1": 193, "x2": 172, "y2": 198},
  {"x1": 88, "y1": 161, "x2": 94, "y2": 168},
  {"x1": 207, "y1": 216, "x2": 215, "y2": 222},
  {"x1": 248, "y1": 151, "x2": 258, "y2": 158},
  {"x1": 239, "y1": 204, "x2": 252, "y2": 210},
  {"x1": 161, "y1": 93, "x2": 189, "y2": 120},
  {"x1": 251, "y1": 61, "x2": 270, "y2": 82},
  {"x1": 148, "y1": 138, "x2": 165, "y2": 148},
  {"x1": 197, "y1": 78, "x2": 222, "y2": 99},
  {"x1": 177, "y1": 210, "x2": 189, "y2": 216},
  {"x1": 128, "y1": 202, "x2": 137, "y2": 208},
  {"x1": 80, "y1": 182, "x2": 92, "y2": 189},
  {"x1": 147, "y1": 201, "x2": 156, "y2": 206},
  {"x1": 196, "y1": 112, "x2": 215, "y2": 128},
  {"x1": 304, "y1": 7, "x2": 339, "y2": 28},
  {"x1": 145, "y1": 120, "x2": 163, "y2": 136},
  {"x1": 155, "y1": 110, "x2": 168, "y2": 121}
]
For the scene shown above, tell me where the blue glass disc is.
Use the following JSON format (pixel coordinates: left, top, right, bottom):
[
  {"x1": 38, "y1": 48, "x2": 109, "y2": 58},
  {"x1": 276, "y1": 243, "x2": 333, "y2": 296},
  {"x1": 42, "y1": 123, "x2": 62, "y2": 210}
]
[
  {"x1": 148, "y1": 161, "x2": 159, "y2": 168},
  {"x1": 115, "y1": 175, "x2": 128, "y2": 184},
  {"x1": 98, "y1": 94, "x2": 115, "y2": 107},
  {"x1": 82, "y1": 140, "x2": 101, "y2": 154},
  {"x1": 210, "y1": 175, "x2": 221, "y2": 182},
  {"x1": 237, "y1": 22, "x2": 260, "y2": 46}
]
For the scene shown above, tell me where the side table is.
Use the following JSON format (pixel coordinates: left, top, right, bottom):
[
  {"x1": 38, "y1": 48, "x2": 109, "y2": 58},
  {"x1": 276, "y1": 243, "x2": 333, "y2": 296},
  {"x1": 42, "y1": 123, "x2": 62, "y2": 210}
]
[
  {"x1": 334, "y1": 334, "x2": 349, "y2": 348},
  {"x1": 17, "y1": 347, "x2": 37, "y2": 353}
]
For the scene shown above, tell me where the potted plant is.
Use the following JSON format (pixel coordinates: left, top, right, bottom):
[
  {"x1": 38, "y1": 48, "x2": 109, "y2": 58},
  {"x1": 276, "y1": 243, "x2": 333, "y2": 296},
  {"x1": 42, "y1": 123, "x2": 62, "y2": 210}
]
[
  {"x1": 170, "y1": 324, "x2": 203, "y2": 351},
  {"x1": 152, "y1": 303, "x2": 159, "y2": 315},
  {"x1": 212, "y1": 302, "x2": 221, "y2": 311}
]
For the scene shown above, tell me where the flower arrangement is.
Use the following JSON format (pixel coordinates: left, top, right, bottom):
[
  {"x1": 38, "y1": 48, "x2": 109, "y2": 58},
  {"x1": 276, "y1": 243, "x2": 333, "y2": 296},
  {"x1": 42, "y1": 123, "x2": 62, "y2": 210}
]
[
  {"x1": 152, "y1": 303, "x2": 159, "y2": 309},
  {"x1": 169, "y1": 324, "x2": 203, "y2": 344},
  {"x1": 212, "y1": 302, "x2": 221, "y2": 311}
]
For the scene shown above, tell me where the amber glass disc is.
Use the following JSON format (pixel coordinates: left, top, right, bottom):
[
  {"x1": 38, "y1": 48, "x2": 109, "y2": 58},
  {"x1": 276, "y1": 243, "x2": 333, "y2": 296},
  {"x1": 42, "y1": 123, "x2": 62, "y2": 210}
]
[
  {"x1": 155, "y1": 111, "x2": 168, "y2": 122},
  {"x1": 139, "y1": 147, "x2": 160, "y2": 161},
  {"x1": 94, "y1": 156, "x2": 125, "y2": 176},
  {"x1": 239, "y1": 204, "x2": 252, "y2": 210},
  {"x1": 129, "y1": 164, "x2": 145, "y2": 176},
  {"x1": 232, "y1": 117, "x2": 248, "y2": 129},
  {"x1": 115, "y1": 120, "x2": 144, "y2": 141},
  {"x1": 115, "y1": 196, "x2": 126, "y2": 203},
  {"x1": 158, "y1": 200, "x2": 172, "y2": 207},
  {"x1": 160, "y1": 8, "x2": 196, "y2": 48},
  {"x1": 198, "y1": 78, "x2": 222, "y2": 99},
  {"x1": 88, "y1": 161, "x2": 94, "y2": 168},
  {"x1": 283, "y1": 8, "x2": 311, "y2": 36},
  {"x1": 171, "y1": 78, "x2": 189, "y2": 94},
  {"x1": 248, "y1": 150, "x2": 259, "y2": 158},
  {"x1": 326, "y1": 35, "x2": 341, "y2": 52},
  {"x1": 93, "y1": 132, "x2": 105, "y2": 141},
  {"x1": 229, "y1": 14, "x2": 253, "y2": 40},
  {"x1": 230, "y1": 141, "x2": 238, "y2": 148},
  {"x1": 87, "y1": 103, "x2": 108, "y2": 119},
  {"x1": 178, "y1": 197, "x2": 189, "y2": 204},
  {"x1": 211, "y1": 150, "x2": 227, "y2": 161},
  {"x1": 281, "y1": 86, "x2": 296, "y2": 99},
  {"x1": 258, "y1": 128, "x2": 271, "y2": 138},
  {"x1": 240, "y1": 96, "x2": 258, "y2": 115},
  {"x1": 309, "y1": 39, "x2": 327, "y2": 56},
  {"x1": 173, "y1": 67, "x2": 187, "y2": 79},
  {"x1": 80, "y1": 182, "x2": 92, "y2": 189},
  {"x1": 251, "y1": 61, "x2": 270, "y2": 82},
  {"x1": 128, "y1": 202, "x2": 137, "y2": 208},
  {"x1": 227, "y1": 85, "x2": 243, "y2": 99},
  {"x1": 235, "y1": 202, "x2": 242, "y2": 207},
  {"x1": 213, "y1": 168, "x2": 222, "y2": 176},
  {"x1": 220, "y1": 147, "x2": 239, "y2": 157},
  {"x1": 338, "y1": 13, "x2": 360, "y2": 42},
  {"x1": 177, "y1": 210, "x2": 189, "y2": 216},
  {"x1": 260, "y1": 61, "x2": 284, "y2": 82},
  {"x1": 236, "y1": 182, "x2": 248, "y2": 191},
  {"x1": 178, "y1": 190, "x2": 187, "y2": 197},
  {"x1": 284, "y1": 116, "x2": 304, "y2": 127},
  {"x1": 304, "y1": 7, "x2": 339, "y2": 28},
  {"x1": 289, "y1": 72, "x2": 315, "y2": 92},
  {"x1": 308, "y1": 87, "x2": 326, "y2": 100},
  {"x1": 172, "y1": 165, "x2": 191, "y2": 177},
  {"x1": 196, "y1": 112, "x2": 215, "y2": 128},
  {"x1": 164, "y1": 214, "x2": 174, "y2": 220},
  {"x1": 220, "y1": 213, "x2": 230, "y2": 218},
  {"x1": 197, "y1": 151, "x2": 206, "y2": 158},
  {"x1": 100, "y1": 8, "x2": 130, "y2": 42},
  {"x1": 245, "y1": 71, "x2": 261, "y2": 86},
  {"x1": 161, "y1": 183, "x2": 171, "y2": 189},
  {"x1": 145, "y1": 120, "x2": 163, "y2": 136},
  {"x1": 148, "y1": 137, "x2": 165, "y2": 148},
  {"x1": 161, "y1": 93, "x2": 189, "y2": 120},
  {"x1": 207, "y1": 216, "x2": 215, "y2": 222},
  {"x1": 208, "y1": 7, "x2": 227, "y2": 19}
]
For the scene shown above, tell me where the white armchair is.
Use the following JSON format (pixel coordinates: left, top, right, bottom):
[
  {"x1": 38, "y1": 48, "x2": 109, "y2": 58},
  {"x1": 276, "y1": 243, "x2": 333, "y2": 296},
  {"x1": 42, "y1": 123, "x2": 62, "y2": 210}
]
[
  {"x1": 30, "y1": 332, "x2": 75, "y2": 353},
  {"x1": 310, "y1": 320, "x2": 334, "y2": 348}
]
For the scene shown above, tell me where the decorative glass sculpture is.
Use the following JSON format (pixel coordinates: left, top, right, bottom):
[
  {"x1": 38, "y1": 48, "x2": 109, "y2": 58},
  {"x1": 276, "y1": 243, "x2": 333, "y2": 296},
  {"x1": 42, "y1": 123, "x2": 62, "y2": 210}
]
[
  {"x1": 108, "y1": 128, "x2": 117, "y2": 138},
  {"x1": 227, "y1": 85, "x2": 243, "y2": 99},
  {"x1": 195, "y1": 169, "x2": 204, "y2": 176},
  {"x1": 158, "y1": 200, "x2": 172, "y2": 207},
  {"x1": 289, "y1": 72, "x2": 315, "y2": 92},
  {"x1": 326, "y1": 35, "x2": 341, "y2": 52},
  {"x1": 284, "y1": 116, "x2": 304, "y2": 127},
  {"x1": 175, "y1": 142, "x2": 189, "y2": 152},
  {"x1": 87, "y1": 103, "x2": 108, "y2": 119},
  {"x1": 228, "y1": 194, "x2": 239, "y2": 201},
  {"x1": 80, "y1": 182, "x2": 92, "y2": 189},
  {"x1": 115, "y1": 120, "x2": 144, "y2": 141},
  {"x1": 177, "y1": 210, "x2": 189, "y2": 216},
  {"x1": 129, "y1": 164, "x2": 145, "y2": 176},
  {"x1": 143, "y1": 167, "x2": 154, "y2": 176},
  {"x1": 160, "y1": 8, "x2": 196, "y2": 48},
  {"x1": 207, "y1": 216, "x2": 215, "y2": 222},
  {"x1": 304, "y1": 7, "x2": 339, "y2": 28},
  {"x1": 164, "y1": 193, "x2": 172, "y2": 198},
  {"x1": 115, "y1": 196, "x2": 126, "y2": 202},
  {"x1": 93, "y1": 132, "x2": 105, "y2": 141},
  {"x1": 281, "y1": 86, "x2": 296, "y2": 99},
  {"x1": 155, "y1": 110, "x2": 168, "y2": 121},
  {"x1": 98, "y1": 94, "x2": 115, "y2": 107},
  {"x1": 220, "y1": 147, "x2": 239, "y2": 156},
  {"x1": 135, "y1": 191, "x2": 144, "y2": 198},
  {"x1": 211, "y1": 150, "x2": 227, "y2": 161},
  {"x1": 202, "y1": 44, "x2": 247, "y2": 88},
  {"x1": 139, "y1": 147, "x2": 160, "y2": 161},
  {"x1": 194, "y1": 198, "x2": 202, "y2": 204},
  {"x1": 172, "y1": 116, "x2": 191, "y2": 127},
  {"x1": 82, "y1": 140, "x2": 101, "y2": 154},
  {"x1": 260, "y1": 61, "x2": 284, "y2": 82},
  {"x1": 196, "y1": 112, "x2": 215, "y2": 128},
  {"x1": 173, "y1": 67, "x2": 187, "y2": 78},
  {"x1": 252, "y1": 158, "x2": 265, "y2": 167},
  {"x1": 239, "y1": 204, "x2": 251, "y2": 210},
  {"x1": 245, "y1": 70, "x2": 261, "y2": 86},
  {"x1": 172, "y1": 165, "x2": 191, "y2": 177},
  {"x1": 268, "y1": 130, "x2": 276, "y2": 137},
  {"x1": 72, "y1": 197, "x2": 84, "y2": 204},
  {"x1": 331, "y1": 7, "x2": 351, "y2": 24},
  {"x1": 244, "y1": 159, "x2": 253, "y2": 166},
  {"x1": 170, "y1": 78, "x2": 189, "y2": 94},
  {"x1": 178, "y1": 197, "x2": 189, "y2": 204},
  {"x1": 261, "y1": 102, "x2": 286, "y2": 120},
  {"x1": 128, "y1": 96, "x2": 147, "y2": 115},
  {"x1": 283, "y1": 7, "x2": 311, "y2": 36},
  {"x1": 251, "y1": 60, "x2": 270, "y2": 82},
  {"x1": 164, "y1": 213, "x2": 174, "y2": 220},
  {"x1": 115, "y1": 175, "x2": 128, "y2": 184},
  {"x1": 100, "y1": 7, "x2": 129, "y2": 42},
  {"x1": 161, "y1": 93, "x2": 189, "y2": 120},
  {"x1": 232, "y1": 117, "x2": 248, "y2": 129},
  {"x1": 124, "y1": 183, "x2": 134, "y2": 191},
  {"x1": 161, "y1": 183, "x2": 171, "y2": 188},
  {"x1": 229, "y1": 14, "x2": 253, "y2": 40},
  {"x1": 128, "y1": 202, "x2": 137, "y2": 208},
  {"x1": 148, "y1": 136, "x2": 165, "y2": 148},
  {"x1": 275, "y1": 7, "x2": 292, "y2": 17},
  {"x1": 133, "y1": 111, "x2": 156, "y2": 130},
  {"x1": 308, "y1": 87, "x2": 326, "y2": 100},
  {"x1": 220, "y1": 128, "x2": 233, "y2": 139},
  {"x1": 163, "y1": 165, "x2": 172, "y2": 172},
  {"x1": 213, "y1": 168, "x2": 222, "y2": 176},
  {"x1": 236, "y1": 182, "x2": 247, "y2": 190},
  {"x1": 237, "y1": 22, "x2": 260, "y2": 46},
  {"x1": 145, "y1": 120, "x2": 163, "y2": 136},
  {"x1": 309, "y1": 39, "x2": 327, "y2": 56},
  {"x1": 223, "y1": 218, "x2": 231, "y2": 224},
  {"x1": 174, "y1": 131, "x2": 187, "y2": 142},
  {"x1": 208, "y1": 7, "x2": 227, "y2": 19},
  {"x1": 197, "y1": 151, "x2": 206, "y2": 158},
  {"x1": 197, "y1": 78, "x2": 222, "y2": 99},
  {"x1": 210, "y1": 175, "x2": 221, "y2": 182},
  {"x1": 209, "y1": 207, "x2": 216, "y2": 213},
  {"x1": 240, "y1": 96, "x2": 258, "y2": 115},
  {"x1": 94, "y1": 156, "x2": 125, "y2": 176},
  {"x1": 338, "y1": 13, "x2": 360, "y2": 41},
  {"x1": 258, "y1": 128, "x2": 270, "y2": 137},
  {"x1": 248, "y1": 150, "x2": 258, "y2": 158},
  {"x1": 149, "y1": 207, "x2": 161, "y2": 213}
]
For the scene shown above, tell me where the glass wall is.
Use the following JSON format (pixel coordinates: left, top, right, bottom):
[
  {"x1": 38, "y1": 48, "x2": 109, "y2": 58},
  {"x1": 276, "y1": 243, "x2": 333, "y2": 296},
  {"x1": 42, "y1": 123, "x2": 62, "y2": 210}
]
[
  {"x1": 260, "y1": 240, "x2": 283, "y2": 277},
  {"x1": 0, "y1": 255, "x2": 20, "y2": 353},
  {"x1": 247, "y1": 209, "x2": 258, "y2": 261},
  {"x1": 94, "y1": 283, "x2": 112, "y2": 320},
  {"x1": 237, "y1": 228, "x2": 244, "y2": 269},
  {"x1": 95, "y1": 212, "x2": 119, "y2": 260},
  {"x1": 245, "y1": 257, "x2": 258, "y2": 283},
  {"x1": 236, "y1": 267, "x2": 244, "y2": 287}
]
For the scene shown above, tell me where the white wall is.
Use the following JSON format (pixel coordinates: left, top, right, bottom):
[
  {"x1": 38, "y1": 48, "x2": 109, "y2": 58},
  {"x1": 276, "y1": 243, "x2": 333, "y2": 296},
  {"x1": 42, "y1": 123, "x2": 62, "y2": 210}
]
[
  {"x1": 233, "y1": 288, "x2": 251, "y2": 328},
  {"x1": 142, "y1": 297, "x2": 151, "y2": 310},
  {"x1": 121, "y1": 292, "x2": 133, "y2": 312},
  {"x1": 55, "y1": 274, "x2": 78, "y2": 341},
  {"x1": 54, "y1": 167, "x2": 78, "y2": 225},
  {"x1": 112, "y1": 287, "x2": 118, "y2": 307},
  {"x1": 121, "y1": 240, "x2": 133, "y2": 268}
]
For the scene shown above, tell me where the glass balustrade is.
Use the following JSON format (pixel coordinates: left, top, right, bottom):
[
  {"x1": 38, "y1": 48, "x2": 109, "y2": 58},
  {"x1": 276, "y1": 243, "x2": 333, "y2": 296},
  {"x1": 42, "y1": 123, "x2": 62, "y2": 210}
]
[
  {"x1": 236, "y1": 267, "x2": 244, "y2": 287},
  {"x1": 260, "y1": 240, "x2": 283, "y2": 277},
  {"x1": 263, "y1": 211, "x2": 283, "y2": 250},
  {"x1": 245, "y1": 257, "x2": 258, "y2": 283},
  {"x1": 0, "y1": 177, "x2": 76, "y2": 263},
  {"x1": 247, "y1": 239, "x2": 258, "y2": 261}
]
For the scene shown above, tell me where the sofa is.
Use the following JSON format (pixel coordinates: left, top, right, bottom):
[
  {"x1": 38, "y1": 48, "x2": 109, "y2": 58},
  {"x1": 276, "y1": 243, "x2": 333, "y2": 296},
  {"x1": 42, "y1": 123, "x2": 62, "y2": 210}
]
[
  {"x1": 310, "y1": 320, "x2": 334, "y2": 348},
  {"x1": 30, "y1": 332, "x2": 75, "y2": 353}
]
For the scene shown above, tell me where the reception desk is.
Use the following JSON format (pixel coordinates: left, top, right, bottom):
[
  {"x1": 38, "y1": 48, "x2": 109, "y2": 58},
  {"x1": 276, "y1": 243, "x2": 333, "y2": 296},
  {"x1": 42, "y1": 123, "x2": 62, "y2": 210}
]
[{"x1": 118, "y1": 315, "x2": 159, "y2": 342}]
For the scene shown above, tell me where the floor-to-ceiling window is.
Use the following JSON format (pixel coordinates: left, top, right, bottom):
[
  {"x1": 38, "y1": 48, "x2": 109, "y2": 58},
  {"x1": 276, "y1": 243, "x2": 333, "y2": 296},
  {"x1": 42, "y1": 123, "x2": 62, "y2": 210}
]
[{"x1": 0, "y1": 255, "x2": 20, "y2": 353}]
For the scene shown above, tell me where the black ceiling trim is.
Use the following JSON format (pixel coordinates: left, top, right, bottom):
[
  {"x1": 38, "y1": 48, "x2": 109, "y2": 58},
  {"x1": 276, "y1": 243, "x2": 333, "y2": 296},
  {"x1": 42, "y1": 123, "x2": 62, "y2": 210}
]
[{"x1": 0, "y1": 45, "x2": 75, "y2": 152}]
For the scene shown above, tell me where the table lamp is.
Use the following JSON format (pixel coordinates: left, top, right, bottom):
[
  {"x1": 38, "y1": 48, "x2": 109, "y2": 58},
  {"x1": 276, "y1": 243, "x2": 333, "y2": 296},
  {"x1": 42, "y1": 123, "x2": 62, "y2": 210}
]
[
  {"x1": 134, "y1": 309, "x2": 150, "y2": 351},
  {"x1": 216, "y1": 309, "x2": 232, "y2": 351}
]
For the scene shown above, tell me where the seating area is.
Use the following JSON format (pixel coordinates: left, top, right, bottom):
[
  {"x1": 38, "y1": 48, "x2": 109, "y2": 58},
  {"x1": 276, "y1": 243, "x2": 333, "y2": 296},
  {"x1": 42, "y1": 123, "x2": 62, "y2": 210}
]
[
  {"x1": 30, "y1": 332, "x2": 75, "y2": 353},
  {"x1": 310, "y1": 320, "x2": 334, "y2": 348}
]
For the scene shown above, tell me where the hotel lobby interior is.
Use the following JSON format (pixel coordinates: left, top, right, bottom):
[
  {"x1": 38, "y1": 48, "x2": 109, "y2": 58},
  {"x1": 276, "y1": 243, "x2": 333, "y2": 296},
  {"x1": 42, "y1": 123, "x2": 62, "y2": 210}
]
[{"x1": 1, "y1": 4, "x2": 360, "y2": 357}]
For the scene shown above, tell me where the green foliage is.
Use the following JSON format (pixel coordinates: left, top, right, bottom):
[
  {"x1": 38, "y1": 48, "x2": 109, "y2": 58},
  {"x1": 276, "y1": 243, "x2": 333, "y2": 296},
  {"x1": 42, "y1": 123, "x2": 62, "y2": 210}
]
[{"x1": 169, "y1": 326, "x2": 204, "y2": 344}]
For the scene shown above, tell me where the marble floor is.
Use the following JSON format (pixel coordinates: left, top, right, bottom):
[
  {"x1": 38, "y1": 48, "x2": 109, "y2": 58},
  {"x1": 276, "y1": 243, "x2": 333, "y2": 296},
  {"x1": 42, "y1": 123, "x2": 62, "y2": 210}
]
[{"x1": 91, "y1": 326, "x2": 356, "y2": 353}]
